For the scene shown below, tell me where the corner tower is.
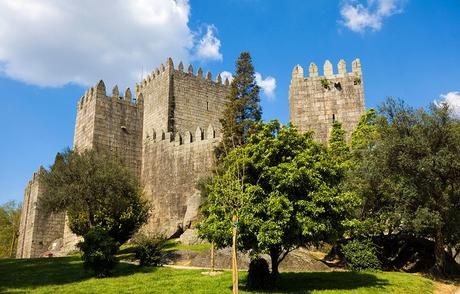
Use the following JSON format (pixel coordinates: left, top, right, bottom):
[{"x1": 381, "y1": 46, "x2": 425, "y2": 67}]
[
  {"x1": 73, "y1": 80, "x2": 143, "y2": 177},
  {"x1": 289, "y1": 59, "x2": 365, "y2": 143}
]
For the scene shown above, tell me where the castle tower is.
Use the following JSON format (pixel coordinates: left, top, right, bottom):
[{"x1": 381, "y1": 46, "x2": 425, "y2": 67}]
[
  {"x1": 137, "y1": 58, "x2": 230, "y2": 236},
  {"x1": 16, "y1": 168, "x2": 65, "y2": 258},
  {"x1": 73, "y1": 80, "x2": 143, "y2": 177},
  {"x1": 137, "y1": 58, "x2": 230, "y2": 142},
  {"x1": 289, "y1": 59, "x2": 365, "y2": 143},
  {"x1": 62, "y1": 80, "x2": 144, "y2": 252}
]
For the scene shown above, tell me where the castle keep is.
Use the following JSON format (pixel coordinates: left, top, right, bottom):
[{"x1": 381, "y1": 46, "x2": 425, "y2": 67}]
[
  {"x1": 289, "y1": 59, "x2": 364, "y2": 142},
  {"x1": 17, "y1": 58, "x2": 365, "y2": 258}
]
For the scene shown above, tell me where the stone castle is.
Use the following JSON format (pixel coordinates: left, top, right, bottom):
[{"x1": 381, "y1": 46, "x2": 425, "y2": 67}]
[{"x1": 16, "y1": 57, "x2": 364, "y2": 258}]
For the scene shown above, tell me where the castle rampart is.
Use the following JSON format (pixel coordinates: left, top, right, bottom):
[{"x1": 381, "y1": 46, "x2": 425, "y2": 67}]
[
  {"x1": 289, "y1": 59, "x2": 365, "y2": 143},
  {"x1": 141, "y1": 125, "x2": 219, "y2": 236}
]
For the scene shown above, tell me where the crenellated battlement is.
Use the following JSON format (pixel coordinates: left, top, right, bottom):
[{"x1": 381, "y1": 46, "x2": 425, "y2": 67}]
[
  {"x1": 77, "y1": 80, "x2": 142, "y2": 111},
  {"x1": 144, "y1": 124, "x2": 218, "y2": 146},
  {"x1": 289, "y1": 58, "x2": 365, "y2": 144},
  {"x1": 137, "y1": 57, "x2": 230, "y2": 93},
  {"x1": 292, "y1": 58, "x2": 362, "y2": 80}
]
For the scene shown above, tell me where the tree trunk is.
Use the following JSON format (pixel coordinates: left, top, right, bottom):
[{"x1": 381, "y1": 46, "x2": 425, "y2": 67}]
[
  {"x1": 232, "y1": 215, "x2": 238, "y2": 294},
  {"x1": 433, "y1": 226, "x2": 446, "y2": 276},
  {"x1": 210, "y1": 241, "x2": 215, "y2": 272},
  {"x1": 269, "y1": 247, "x2": 280, "y2": 279}
]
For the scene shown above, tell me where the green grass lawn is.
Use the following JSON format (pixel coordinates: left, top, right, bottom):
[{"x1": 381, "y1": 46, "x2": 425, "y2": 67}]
[
  {"x1": 0, "y1": 256, "x2": 434, "y2": 293},
  {"x1": 116, "y1": 239, "x2": 211, "y2": 260},
  {"x1": 163, "y1": 238, "x2": 211, "y2": 252}
]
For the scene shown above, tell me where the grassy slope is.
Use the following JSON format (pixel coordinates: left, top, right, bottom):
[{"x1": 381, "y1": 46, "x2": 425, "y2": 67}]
[
  {"x1": 164, "y1": 238, "x2": 211, "y2": 252},
  {"x1": 0, "y1": 257, "x2": 434, "y2": 294}
]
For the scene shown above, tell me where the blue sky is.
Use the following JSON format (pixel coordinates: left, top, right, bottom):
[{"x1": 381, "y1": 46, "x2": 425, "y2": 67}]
[{"x1": 0, "y1": 0, "x2": 459, "y2": 204}]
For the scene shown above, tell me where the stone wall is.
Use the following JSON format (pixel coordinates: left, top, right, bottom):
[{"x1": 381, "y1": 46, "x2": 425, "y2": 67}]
[
  {"x1": 16, "y1": 169, "x2": 65, "y2": 258},
  {"x1": 170, "y1": 63, "x2": 230, "y2": 134},
  {"x1": 141, "y1": 126, "x2": 219, "y2": 237},
  {"x1": 289, "y1": 59, "x2": 365, "y2": 143}
]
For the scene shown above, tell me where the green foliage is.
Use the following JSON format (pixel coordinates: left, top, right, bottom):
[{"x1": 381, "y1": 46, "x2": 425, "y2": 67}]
[
  {"x1": 329, "y1": 120, "x2": 350, "y2": 166},
  {"x1": 199, "y1": 121, "x2": 360, "y2": 277},
  {"x1": 0, "y1": 201, "x2": 21, "y2": 258},
  {"x1": 216, "y1": 52, "x2": 262, "y2": 158},
  {"x1": 342, "y1": 239, "x2": 381, "y2": 271},
  {"x1": 78, "y1": 227, "x2": 119, "y2": 277},
  {"x1": 345, "y1": 109, "x2": 384, "y2": 234},
  {"x1": 246, "y1": 258, "x2": 272, "y2": 290},
  {"x1": 320, "y1": 77, "x2": 330, "y2": 89},
  {"x1": 351, "y1": 108, "x2": 377, "y2": 153},
  {"x1": 40, "y1": 149, "x2": 149, "y2": 245},
  {"x1": 133, "y1": 234, "x2": 167, "y2": 266},
  {"x1": 354, "y1": 76, "x2": 362, "y2": 85},
  {"x1": 348, "y1": 98, "x2": 460, "y2": 274}
]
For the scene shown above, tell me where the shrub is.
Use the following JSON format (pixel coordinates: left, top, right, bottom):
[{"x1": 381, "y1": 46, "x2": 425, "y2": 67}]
[
  {"x1": 246, "y1": 257, "x2": 272, "y2": 290},
  {"x1": 320, "y1": 77, "x2": 330, "y2": 89},
  {"x1": 78, "y1": 227, "x2": 119, "y2": 277},
  {"x1": 342, "y1": 239, "x2": 381, "y2": 271},
  {"x1": 134, "y1": 234, "x2": 167, "y2": 266}
]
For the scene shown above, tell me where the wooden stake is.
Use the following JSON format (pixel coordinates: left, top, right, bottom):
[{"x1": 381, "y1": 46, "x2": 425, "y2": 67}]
[
  {"x1": 232, "y1": 214, "x2": 238, "y2": 294},
  {"x1": 211, "y1": 241, "x2": 215, "y2": 272}
]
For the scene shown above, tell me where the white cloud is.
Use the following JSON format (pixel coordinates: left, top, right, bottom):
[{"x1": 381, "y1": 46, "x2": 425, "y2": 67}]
[
  {"x1": 0, "y1": 0, "x2": 223, "y2": 88},
  {"x1": 220, "y1": 71, "x2": 277, "y2": 100},
  {"x1": 436, "y1": 91, "x2": 460, "y2": 118},
  {"x1": 255, "y1": 73, "x2": 276, "y2": 100},
  {"x1": 219, "y1": 71, "x2": 233, "y2": 83},
  {"x1": 194, "y1": 25, "x2": 222, "y2": 61},
  {"x1": 339, "y1": 0, "x2": 406, "y2": 33}
]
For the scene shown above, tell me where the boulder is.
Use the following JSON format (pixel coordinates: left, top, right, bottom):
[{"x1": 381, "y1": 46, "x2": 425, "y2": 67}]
[
  {"x1": 179, "y1": 229, "x2": 206, "y2": 245},
  {"x1": 48, "y1": 238, "x2": 63, "y2": 251}
]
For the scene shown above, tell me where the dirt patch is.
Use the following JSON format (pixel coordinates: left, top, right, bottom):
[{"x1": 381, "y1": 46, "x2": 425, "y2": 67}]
[{"x1": 433, "y1": 282, "x2": 460, "y2": 294}]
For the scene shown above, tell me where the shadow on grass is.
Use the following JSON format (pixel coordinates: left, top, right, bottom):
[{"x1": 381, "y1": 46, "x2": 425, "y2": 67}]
[
  {"x1": 240, "y1": 271, "x2": 389, "y2": 293},
  {"x1": 0, "y1": 256, "x2": 155, "y2": 292}
]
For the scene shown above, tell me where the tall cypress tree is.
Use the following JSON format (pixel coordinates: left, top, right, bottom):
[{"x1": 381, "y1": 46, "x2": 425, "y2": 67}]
[
  {"x1": 216, "y1": 52, "x2": 262, "y2": 159},
  {"x1": 329, "y1": 120, "x2": 350, "y2": 164}
]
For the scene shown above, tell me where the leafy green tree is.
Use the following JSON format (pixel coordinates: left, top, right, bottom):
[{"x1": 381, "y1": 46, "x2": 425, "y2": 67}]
[
  {"x1": 78, "y1": 227, "x2": 119, "y2": 277},
  {"x1": 216, "y1": 52, "x2": 262, "y2": 158},
  {"x1": 329, "y1": 120, "x2": 351, "y2": 168},
  {"x1": 0, "y1": 201, "x2": 21, "y2": 258},
  {"x1": 40, "y1": 149, "x2": 149, "y2": 275},
  {"x1": 349, "y1": 98, "x2": 460, "y2": 275},
  {"x1": 351, "y1": 109, "x2": 378, "y2": 152},
  {"x1": 346, "y1": 109, "x2": 386, "y2": 234},
  {"x1": 199, "y1": 52, "x2": 262, "y2": 285},
  {"x1": 199, "y1": 121, "x2": 360, "y2": 278},
  {"x1": 40, "y1": 149, "x2": 149, "y2": 244}
]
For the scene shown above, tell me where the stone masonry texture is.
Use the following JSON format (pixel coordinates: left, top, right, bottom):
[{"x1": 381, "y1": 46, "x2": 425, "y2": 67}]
[
  {"x1": 17, "y1": 57, "x2": 365, "y2": 258},
  {"x1": 289, "y1": 59, "x2": 365, "y2": 143},
  {"x1": 16, "y1": 169, "x2": 65, "y2": 258}
]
